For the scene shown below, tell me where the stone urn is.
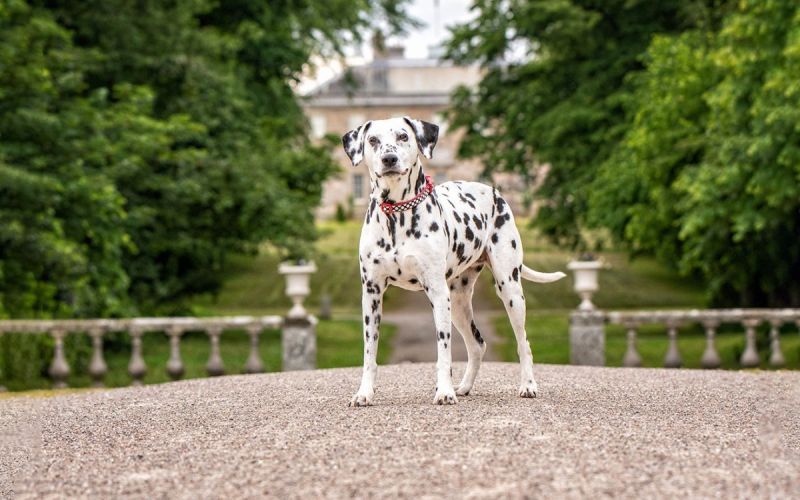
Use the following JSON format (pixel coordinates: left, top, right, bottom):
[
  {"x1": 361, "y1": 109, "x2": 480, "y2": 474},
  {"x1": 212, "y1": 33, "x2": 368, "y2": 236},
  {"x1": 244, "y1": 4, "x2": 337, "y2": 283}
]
[
  {"x1": 567, "y1": 258, "x2": 604, "y2": 311},
  {"x1": 279, "y1": 261, "x2": 317, "y2": 319}
]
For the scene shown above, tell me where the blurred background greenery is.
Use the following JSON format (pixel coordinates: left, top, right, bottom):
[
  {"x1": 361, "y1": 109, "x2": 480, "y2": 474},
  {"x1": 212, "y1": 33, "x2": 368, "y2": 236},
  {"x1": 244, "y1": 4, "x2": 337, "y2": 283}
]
[{"x1": 446, "y1": 0, "x2": 800, "y2": 308}]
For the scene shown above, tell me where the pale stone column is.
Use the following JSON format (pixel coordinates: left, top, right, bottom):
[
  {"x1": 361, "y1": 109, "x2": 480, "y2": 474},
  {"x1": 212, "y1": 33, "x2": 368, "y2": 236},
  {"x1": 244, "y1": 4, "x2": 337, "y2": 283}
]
[
  {"x1": 701, "y1": 319, "x2": 721, "y2": 369},
  {"x1": 740, "y1": 319, "x2": 760, "y2": 368},
  {"x1": 768, "y1": 319, "x2": 785, "y2": 368},
  {"x1": 49, "y1": 328, "x2": 70, "y2": 389},
  {"x1": 664, "y1": 321, "x2": 682, "y2": 368},
  {"x1": 206, "y1": 326, "x2": 225, "y2": 376},
  {"x1": 88, "y1": 327, "x2": 108, "y2": 387},
  {"x1": 622, "y1": 322, "x2": 642, "y2": 367},
  {"x1": 166, "y1": 325, "x2": 185, "y2": 381},
  {"x1": 244, "y1": 325, "x2": 264, "y2": 374},
  {"x1": 569, "y1": 311, "x2": 605, "y2": 366},
  {"x1": 282, "y1": 317, "x2": 317, "y2": 371},
  {"x1": 279, "y1": 261, "x2": 317, "y2": 371},
  {"x1": 128, "y1": 327, "x2": 147, "y2": 386},
  {"x1": 0, "y1": 331, "x2": 6, "y2": 392}
]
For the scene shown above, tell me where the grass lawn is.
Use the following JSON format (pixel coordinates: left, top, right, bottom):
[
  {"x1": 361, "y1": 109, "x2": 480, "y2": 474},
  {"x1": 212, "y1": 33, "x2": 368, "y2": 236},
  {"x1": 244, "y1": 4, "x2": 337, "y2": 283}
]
[
  {"x1": 190, "y1": 220, "x2": 374, "y2": 316},
  {"x1": 1, "y1": 320, "x2": 394, "y2": 392},
  {"x1": 197, "y1": 218, "x2": 705, "y2": 316},
  {"x1": 477, "y1": 221, "x2": 706, "y2": 310}
]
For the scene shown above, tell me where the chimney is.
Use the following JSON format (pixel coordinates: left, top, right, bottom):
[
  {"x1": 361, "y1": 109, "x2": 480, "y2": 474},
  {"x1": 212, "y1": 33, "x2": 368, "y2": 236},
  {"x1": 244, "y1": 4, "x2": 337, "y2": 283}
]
[
  {"x1": 371, "y1": 30, "x2": 387, "y2": 59},
  {"x1": 372, "y1": 30, "x2": 405, "y2": 60}
]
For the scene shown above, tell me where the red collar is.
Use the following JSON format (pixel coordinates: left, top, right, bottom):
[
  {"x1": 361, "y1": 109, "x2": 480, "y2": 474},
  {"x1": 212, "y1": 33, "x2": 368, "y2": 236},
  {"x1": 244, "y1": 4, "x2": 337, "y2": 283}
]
[{"x1": 380, "y1": 175, "x2": 435, "y2": 215}]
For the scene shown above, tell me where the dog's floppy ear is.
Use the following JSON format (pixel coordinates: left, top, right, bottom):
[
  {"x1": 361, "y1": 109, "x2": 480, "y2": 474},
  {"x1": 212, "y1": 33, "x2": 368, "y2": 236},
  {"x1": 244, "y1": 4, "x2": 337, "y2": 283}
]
[
  {"x1": 403, "y1": 116, "x2": 439, "y2": 159},
  {"x1": 341, "y1": 121, "x2": 371, "y2": 166}
]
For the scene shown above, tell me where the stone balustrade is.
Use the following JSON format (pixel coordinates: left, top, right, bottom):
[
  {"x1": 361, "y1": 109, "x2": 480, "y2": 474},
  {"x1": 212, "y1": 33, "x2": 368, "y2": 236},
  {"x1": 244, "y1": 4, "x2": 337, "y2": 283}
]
[
  {"x1": 0, "y1": 262, "x2": 318, "y2": 391},
  {"x1": 0, "y1": 315, "x2": 318, "y2": 389},
  {"x1": 599, "y1": 308, "x2": 799, "y2": 368},
  {"x1": 566, "y1": 259, "x2": 799, "y2": 369}
]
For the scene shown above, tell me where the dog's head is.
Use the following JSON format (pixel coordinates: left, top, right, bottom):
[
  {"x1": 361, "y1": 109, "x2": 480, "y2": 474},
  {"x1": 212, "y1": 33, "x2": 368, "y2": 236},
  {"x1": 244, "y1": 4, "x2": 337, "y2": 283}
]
[{"x1": 341, "y1": 117, "x2": 439, "y2": 178}]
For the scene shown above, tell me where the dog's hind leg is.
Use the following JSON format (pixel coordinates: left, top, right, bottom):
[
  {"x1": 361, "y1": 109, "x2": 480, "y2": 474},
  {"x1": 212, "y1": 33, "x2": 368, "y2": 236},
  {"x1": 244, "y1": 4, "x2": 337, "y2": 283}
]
[
  {"x1": 450, "y1": 267, "x2": 487, "y2": 396},
  {"x1": 487, "y1": 221, "x2": 539, "y2": 398},
  {"x1": 491, "y1": 268, "x2": 538, "y2": 398}
]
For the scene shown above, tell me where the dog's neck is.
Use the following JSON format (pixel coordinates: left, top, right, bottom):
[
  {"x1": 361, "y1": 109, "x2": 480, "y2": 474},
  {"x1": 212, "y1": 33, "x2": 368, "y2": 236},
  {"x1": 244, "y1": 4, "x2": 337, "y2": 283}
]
[{"x1": 371, "y1": 159, "x2": 426, "y2": 203}]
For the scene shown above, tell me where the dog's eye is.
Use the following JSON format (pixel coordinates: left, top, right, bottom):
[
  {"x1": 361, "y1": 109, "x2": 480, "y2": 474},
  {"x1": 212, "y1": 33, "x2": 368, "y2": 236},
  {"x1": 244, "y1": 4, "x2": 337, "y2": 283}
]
[
  {"x1": 398, "y1": 133, "x2": 409, "y2": 142},
  {"x1": 368, "y1": 136, "x2": 379, "y2": 146}
]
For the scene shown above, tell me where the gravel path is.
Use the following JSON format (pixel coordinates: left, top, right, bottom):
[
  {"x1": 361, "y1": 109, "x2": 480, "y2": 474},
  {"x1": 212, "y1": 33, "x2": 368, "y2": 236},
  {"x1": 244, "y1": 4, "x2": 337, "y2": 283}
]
[{"x1": 2, "y1": 363, "x2": 798, "y2": 499}]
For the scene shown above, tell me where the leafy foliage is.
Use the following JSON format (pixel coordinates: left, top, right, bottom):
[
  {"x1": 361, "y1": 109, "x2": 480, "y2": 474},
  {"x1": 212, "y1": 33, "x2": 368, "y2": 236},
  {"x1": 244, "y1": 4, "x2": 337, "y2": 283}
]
[
  {"x1": 0, "y1": 0, "x2": 411, "y2": 319},
  {"x1": 594, "y1": 0, "x2": 800, "y2": 305},
  {"x1": 445, "y1": 0, "x2": 696, "y2": 248},
  {"x1": 447, "y1": 0, "x2": 800, "y2": 306}
]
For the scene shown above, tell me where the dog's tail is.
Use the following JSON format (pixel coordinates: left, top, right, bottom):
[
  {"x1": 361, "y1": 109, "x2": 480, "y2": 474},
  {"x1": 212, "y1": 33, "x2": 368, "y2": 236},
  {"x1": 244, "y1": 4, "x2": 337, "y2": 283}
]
[{"x1": 521, "y1": 265, "x2": 566, "y2": 284}]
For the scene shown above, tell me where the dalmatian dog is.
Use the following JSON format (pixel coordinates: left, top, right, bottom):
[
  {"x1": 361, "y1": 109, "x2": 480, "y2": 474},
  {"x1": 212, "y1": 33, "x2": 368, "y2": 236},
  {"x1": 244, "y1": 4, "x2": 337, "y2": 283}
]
[{"x1": 342, "y1": 116, "x2": 566, "y2": 406}]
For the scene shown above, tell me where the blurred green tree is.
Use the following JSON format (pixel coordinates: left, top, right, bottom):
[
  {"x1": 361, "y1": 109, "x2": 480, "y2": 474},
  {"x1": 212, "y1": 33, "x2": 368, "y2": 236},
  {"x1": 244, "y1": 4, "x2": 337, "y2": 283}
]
[
  {"x1": 592, "y1": 0, "x2": 800, "y2": 306},
  {"x1": 446, "y1": 1, "x2": 800, "y2": 306},
  {"x1": 0, "y1": 1, "x2": 131, "y2": 318},
  {"x1": 445, "y1": 0, "x2": 702, "y2": 249},
  {"x1": 0, "y1": 0, "x2": 412, "y2": 318}
]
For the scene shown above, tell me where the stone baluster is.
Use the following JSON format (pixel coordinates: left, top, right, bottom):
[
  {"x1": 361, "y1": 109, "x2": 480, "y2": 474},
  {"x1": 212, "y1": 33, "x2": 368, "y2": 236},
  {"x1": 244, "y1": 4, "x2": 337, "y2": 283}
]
[
  {"x1": 88, "y1": 327, "x2": 108, "y2": 387},
  {"x1": 206, "y1": 326, "x2": 225, "y2": 376},
  {"x1": 623, "y1": 322, "x2": 642, "y2": 367},
  {"x1": 166, "y1": 326, "x2": 185, "y2": 381},
  {"x1": 700, "y1": 319, "x2": 721, "y2": 369},
  {"x1": 244, "y1": 324, "x2": 264, "y2": 374},
  {"x1": 664, "y1": 321, "x2": 682, "y2": 368},
  {"x1": 0, "y1": 331, "x2": 6, "y2": 392},
  {"x1": 768, "y1": 319, "x2": 785, "y2": 368},
  {"x1": 740, "y1": 319, "x2": 760, "y2": 368},
  {"x1": 49, "y1": 328, "x2": 70, "y2": 389},
  {"x1": 128, "y1": 327, "x2": 147, "y2": 385}
]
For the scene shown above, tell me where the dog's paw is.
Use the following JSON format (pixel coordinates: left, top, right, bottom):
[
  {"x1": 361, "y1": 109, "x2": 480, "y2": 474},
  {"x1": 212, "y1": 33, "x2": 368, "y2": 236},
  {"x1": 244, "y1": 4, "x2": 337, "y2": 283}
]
[
  {"x1": 455, "y1": 384, "x2": 471, "y2": 396},
  {"x1": 518, "y1": 381, "x2": 539, "y2": 398},
  {"x1": 433, "y1": 388, "x2": 458, "y2": 405},
  {"x1": 349, "y1": 391, "x2": 374, "y2": 407}
]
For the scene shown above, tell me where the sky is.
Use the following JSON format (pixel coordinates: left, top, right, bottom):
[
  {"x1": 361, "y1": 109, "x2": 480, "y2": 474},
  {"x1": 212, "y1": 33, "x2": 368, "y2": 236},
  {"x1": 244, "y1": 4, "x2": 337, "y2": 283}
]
[{"x1": 297, "y1": 0, "x2": 474, "y2": 94}]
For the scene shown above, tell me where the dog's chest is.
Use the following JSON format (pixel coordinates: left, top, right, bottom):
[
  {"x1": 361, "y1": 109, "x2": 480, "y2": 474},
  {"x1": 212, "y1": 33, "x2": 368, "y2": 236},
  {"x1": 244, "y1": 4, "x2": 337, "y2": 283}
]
[
  {"x1": 360, "y1": 202, "x2": 444, "y2": 290},
  {"x1": 360, "y1": 181, "x2": 498, "y2": 288}
]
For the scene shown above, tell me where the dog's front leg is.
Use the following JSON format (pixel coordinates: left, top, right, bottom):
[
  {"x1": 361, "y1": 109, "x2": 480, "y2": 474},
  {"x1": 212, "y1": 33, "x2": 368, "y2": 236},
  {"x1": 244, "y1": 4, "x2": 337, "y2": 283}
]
[
  {"x1": 349, "y1": 280, "x2": 384, "y2": 407},
  {"x1": 425, "y1": 278, "x2": 457, "y2": 405}
]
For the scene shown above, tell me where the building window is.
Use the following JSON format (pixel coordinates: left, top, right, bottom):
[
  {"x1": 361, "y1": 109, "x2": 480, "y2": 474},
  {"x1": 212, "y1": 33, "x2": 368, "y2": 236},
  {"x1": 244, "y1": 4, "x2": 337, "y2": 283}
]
[
  {"x1": 352, "y1": 174, "x2": 364, "y2": 200},
  {"x1": 310, "y1": 115, "x2": 326, "y2": 139},
  {"x1": 348, "y1": 113, "x2": 366, "y2": 131},
  {"x1": 434, "y1": 171, "x2": 448, "y2": 185}
]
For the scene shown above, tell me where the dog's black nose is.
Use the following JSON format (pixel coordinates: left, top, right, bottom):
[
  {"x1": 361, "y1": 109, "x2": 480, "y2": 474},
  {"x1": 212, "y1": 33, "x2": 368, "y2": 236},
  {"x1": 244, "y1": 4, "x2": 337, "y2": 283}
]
[{"x1": 381, "y1": 154, "x2": 398, "y2": 168}]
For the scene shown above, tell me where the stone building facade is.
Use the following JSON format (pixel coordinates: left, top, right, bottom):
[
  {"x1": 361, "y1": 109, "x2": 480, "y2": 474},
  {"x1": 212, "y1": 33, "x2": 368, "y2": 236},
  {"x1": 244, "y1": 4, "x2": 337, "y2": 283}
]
[{"x1": 304, "y1": 49, "x2": 531, "y2": 220}]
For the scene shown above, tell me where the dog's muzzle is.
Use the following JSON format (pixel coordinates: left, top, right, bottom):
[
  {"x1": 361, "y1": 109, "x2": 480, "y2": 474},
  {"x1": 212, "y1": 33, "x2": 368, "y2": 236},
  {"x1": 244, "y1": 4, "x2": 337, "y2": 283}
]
[
  {"x1": 381, "y1": 153, "x2": 398, "y2": 167},
  {"x1": 380, "y1": 154, "x2": 403, "y2": 176}
]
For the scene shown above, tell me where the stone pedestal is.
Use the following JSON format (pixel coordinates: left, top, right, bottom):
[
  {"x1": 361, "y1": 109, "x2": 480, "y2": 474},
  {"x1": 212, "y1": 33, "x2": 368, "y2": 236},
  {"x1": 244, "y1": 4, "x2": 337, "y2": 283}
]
[
  {"x1": 282, "y1": 316, "x2": 317, "y2": 371},
  {"x1": 569, "y1": 311, "x2": 606, "y2": 366}
]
